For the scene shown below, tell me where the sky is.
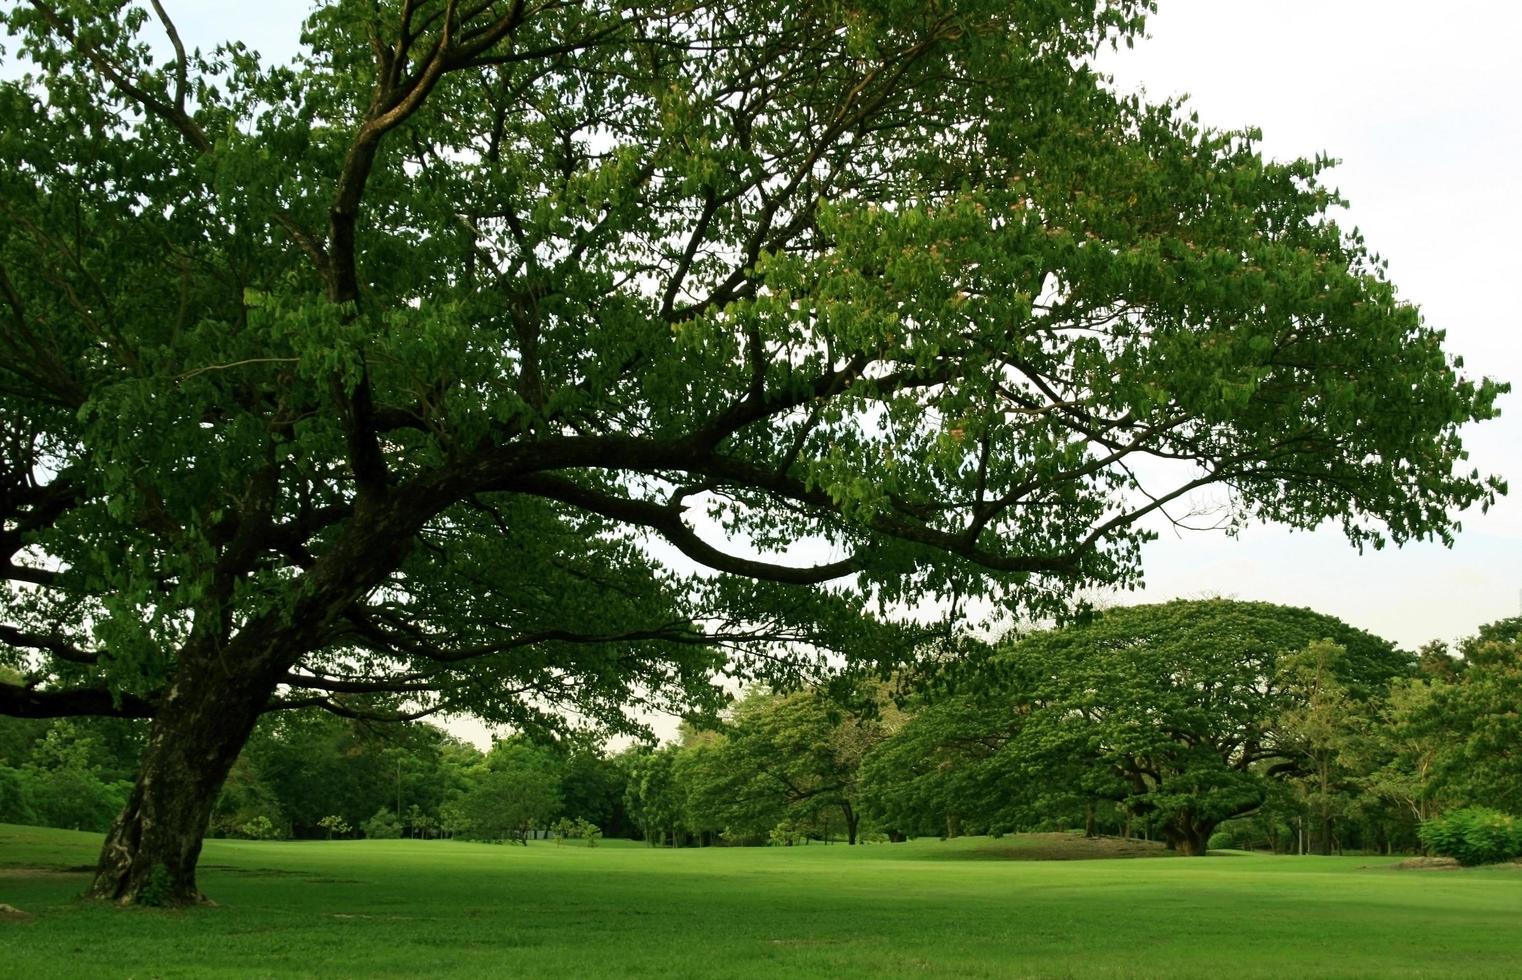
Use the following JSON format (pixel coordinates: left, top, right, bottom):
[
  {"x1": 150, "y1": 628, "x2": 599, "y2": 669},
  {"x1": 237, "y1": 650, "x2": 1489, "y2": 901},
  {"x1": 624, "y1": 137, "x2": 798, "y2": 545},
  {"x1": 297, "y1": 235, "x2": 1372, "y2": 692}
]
[
  {"x1": 19, "y1": 2, "x2": 1519, "y2": 744},
  {"x1": 1094, "y1": 0, "x2": 1522, "y2": 650}
]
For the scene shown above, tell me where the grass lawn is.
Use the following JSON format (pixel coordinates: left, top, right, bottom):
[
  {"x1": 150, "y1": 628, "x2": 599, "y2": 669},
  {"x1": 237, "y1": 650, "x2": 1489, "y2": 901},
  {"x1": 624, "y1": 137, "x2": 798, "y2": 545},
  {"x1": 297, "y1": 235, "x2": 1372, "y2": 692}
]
[{"x1": 3, "y1": 824, "x2": 1520, "y2": 978}]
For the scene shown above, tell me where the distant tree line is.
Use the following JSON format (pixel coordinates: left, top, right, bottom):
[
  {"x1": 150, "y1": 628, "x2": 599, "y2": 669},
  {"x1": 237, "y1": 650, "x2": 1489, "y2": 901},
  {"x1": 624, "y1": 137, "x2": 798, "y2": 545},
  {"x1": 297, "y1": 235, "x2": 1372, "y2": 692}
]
[
  {"x1": 4, "y1": 602, "x2": 1518, "y2": 857},
  {"x1": 861, "y1": 602, "x2": 1521, "y2": 856}
]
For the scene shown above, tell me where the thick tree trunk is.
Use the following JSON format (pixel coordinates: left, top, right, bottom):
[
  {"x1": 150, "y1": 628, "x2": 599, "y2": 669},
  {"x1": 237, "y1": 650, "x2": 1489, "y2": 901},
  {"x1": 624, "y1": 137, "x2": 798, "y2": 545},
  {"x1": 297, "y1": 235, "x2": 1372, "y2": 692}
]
[
  {"x1": 1163, "y1": 815, "x2": 1214, "y2": 857},
  {"x1": 843, "y1": 804, "x2": 859, "y2": 845},
  {"x1": 84, "y1": 494, "x2": 425, "y2": 905},
  {"x1": 86, "y1": 662, "x2": 276, "y2": 905}
]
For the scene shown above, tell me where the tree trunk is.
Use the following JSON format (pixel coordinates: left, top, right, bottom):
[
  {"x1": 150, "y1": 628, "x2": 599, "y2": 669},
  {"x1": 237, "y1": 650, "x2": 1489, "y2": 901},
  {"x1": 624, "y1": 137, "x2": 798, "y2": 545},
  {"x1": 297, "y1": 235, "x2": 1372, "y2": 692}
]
[
  {"x1": 1162, "y1": 813, "x2": 1213, "y2": 857},
  {"x1": 86, "y1": 661, "x2": 276, "y2": 905},
  {"x1": 1084, "y1": 802, "x2": 1097, "y2": 838},
  {"x1": 1311, "y1": 816, "x2": 1333, "y2": 855},
  {"x1": 84, "y1": 496, "x2": 426, "y2": 905},
  {"x1": 843, "y1": 804, "x2": 859, "y2": 845}
]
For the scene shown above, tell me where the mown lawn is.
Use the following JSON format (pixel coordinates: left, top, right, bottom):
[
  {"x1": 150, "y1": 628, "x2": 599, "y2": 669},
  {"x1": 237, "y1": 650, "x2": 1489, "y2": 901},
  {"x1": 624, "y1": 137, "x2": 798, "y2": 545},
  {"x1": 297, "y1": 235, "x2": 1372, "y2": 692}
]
[{"x1": 2, "y1": 823, "x2": 1519, "y2": 978}]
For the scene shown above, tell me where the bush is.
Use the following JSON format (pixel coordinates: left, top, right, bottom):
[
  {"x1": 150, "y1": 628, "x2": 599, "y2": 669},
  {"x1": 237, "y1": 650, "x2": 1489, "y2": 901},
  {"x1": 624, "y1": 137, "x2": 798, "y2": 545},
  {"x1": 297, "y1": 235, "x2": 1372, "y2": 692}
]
[
  {"x1": 1419, "y1": 808, "x2": 1522, "y2": 866},
  {"x1": 1207, "y1": 829, "x2": 1239, "y2": 851},
  {"x1": 768, "y1": 821, "x2": 805, "y2": 847},
  {"x1": 0, "y1": 767, "x2": 36, "y2": 825},
  {"x1": 363, "y1": 807, "x2": 403, "y2": 839},
  {"x1": 239, "y1": 815, "x2": 280, "y2": 840},
  {"x1": 317, "y1": 814, "x2": 351, "y2": 839},
  {"x1": 24, "y1": 768, "x2": 127, "y2": 832},
  {"x1": 552, "y1": 816, "x2": 602, "y2": 846},
  {"x1": 1208, "y1": 822, "x2": 1262, "y2": 851}
]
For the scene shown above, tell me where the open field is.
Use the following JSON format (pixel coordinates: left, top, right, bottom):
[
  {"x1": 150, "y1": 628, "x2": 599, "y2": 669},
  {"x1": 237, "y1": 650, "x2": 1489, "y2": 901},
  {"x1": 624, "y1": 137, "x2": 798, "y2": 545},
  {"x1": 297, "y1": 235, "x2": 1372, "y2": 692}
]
[{"x1": 3, "y1": 824, "x2": 1520, "y2": 978}]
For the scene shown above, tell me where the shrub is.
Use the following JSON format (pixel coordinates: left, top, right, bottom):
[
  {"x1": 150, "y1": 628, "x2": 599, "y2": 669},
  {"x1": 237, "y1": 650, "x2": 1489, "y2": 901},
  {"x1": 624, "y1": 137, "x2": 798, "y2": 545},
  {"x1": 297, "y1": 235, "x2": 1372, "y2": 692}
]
[
  {"x1": 363, "y1": 807, "x2": 403, "y2": 839},
  {"x1": 574, "y1": 817, "x2": 601, "y2": 847},
  {"x1": 0, "y1": 767, "x2": 36, "y2": 825},
  {"x1": 1207, "y1": 830, "x2": 1239, "y2": 851},
  {"x1": 1418, "y1": 808, "x2": 1522, "y2": 866},
  {"x1": 317, "y1": 815, "x2": 351, "y2": 839},
  {"x1": 137, "y1": 864, "x2": 173, "y2": 907},
  {"x1": 239, "y1": 815, "x2": 279, "y2": 840},
  {"x1": 768, "y1": 821, "x2": 805, "y2": 847}
]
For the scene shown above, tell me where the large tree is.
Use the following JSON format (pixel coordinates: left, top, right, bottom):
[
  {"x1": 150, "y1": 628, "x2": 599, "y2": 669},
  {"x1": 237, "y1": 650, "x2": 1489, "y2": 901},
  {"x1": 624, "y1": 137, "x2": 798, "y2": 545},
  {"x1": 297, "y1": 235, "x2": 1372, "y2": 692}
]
[
  {"x1": 0, "y1": 1, "x2": 1502, "y2": 903},
  {"x1": 1385, "y1": 619, "x2": 1522, "y2": 817},
  {"x1": 681, "y1": 686, "x2": 889, "y2": 844},
  {"x1": 992, "y1": 600, "x2": 1410, "y2": 854},
  {"x1": 862, "y1": 601, "x2": 1414, "y2": 852}
]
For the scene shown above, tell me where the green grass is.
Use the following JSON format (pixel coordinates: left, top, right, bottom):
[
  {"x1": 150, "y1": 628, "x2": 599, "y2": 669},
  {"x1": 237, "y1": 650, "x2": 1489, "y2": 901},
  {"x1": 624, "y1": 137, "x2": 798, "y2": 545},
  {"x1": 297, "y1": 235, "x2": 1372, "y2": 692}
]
[{"x1": 3, "y1": 824, "x2": 1520, "y2": 978}]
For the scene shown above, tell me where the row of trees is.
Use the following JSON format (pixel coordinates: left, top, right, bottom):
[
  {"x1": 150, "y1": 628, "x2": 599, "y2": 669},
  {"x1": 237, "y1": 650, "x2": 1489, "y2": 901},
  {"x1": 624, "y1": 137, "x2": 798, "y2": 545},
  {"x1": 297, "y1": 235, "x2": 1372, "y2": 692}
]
[
  {"x1": 1, "y1": 701, "x2": 632, "y2": 844},
  {"x1": 212, "y1": 717, "x2": 636, "y2": 844},
  {"x1": 7, "y1": 602, "x2": 1517, "y2": 857},
  {"x1": 606, "y1": 602, "x2": 1522, "y2": 856}
]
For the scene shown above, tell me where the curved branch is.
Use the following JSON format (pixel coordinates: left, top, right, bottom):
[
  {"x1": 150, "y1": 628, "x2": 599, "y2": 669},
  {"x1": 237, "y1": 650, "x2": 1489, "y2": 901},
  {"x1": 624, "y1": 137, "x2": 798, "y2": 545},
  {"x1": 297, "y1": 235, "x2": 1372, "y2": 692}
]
[
  {"x1": 0, "y1": 624, "x2": 99, "y2": 664},
  {"x1": 507, "y1": 473, "x2": 864, "y2": 585},
  {"x1": 267, "y1": 696, "x2": 443, "y2": 723},
  {"x1": 0, "y1": 681, "x2": 155, "y2": 719}
]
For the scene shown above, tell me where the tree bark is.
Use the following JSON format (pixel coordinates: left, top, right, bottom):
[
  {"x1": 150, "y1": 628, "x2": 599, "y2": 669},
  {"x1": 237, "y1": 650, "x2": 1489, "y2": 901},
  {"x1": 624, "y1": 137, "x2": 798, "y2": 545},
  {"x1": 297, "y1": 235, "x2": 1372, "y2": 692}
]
[
  {"x1": 843, "y1": 804, "x2": 859, "y2": 845},
  {"x1": 1163, "y1": 815, "x2": 1213, "y2": 857},
  {"x1": 86, "y1": 659, "x2": 279, "y2": 905},
  {"x1": 86, "y1": 494, "x2": 425, "y2": 905}
]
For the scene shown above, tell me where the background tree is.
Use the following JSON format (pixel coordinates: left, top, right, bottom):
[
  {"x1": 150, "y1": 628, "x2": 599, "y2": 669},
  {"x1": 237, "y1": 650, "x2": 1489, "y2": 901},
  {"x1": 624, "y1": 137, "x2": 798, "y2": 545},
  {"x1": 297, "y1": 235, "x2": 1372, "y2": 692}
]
[
  {"x1": 860, "y1": 693, "x2": 1025, "y2": 840},
  {"x1": 868, "y1": 601, "x2": 1411, "y2": 854},
  {"x1": 554, "y1": 742, "x2": 631, "y2": 839},
  {"x1": 455, "y1": 738, "x2": 563, "y2": 844},
  {"x1": 621, "y1": 746, "x2": 687, "y2": 848},
  {"x1": 671, "y1": 725, "x2": 737, "y2": 845},
  {"x1": 1401, "y1": 620, "x2": 1522, "y2": 816},
  {"x1": 1276, "y1": 639, "x2": 1370, "y2": 854},
  {"x1": 681, "y1": 686, "x2": 889, "y2": 844},
  {"x1": 1008, "y1": 602, "x2": 1412, "y2": 854},
  {"x1": 0, "y1": 0, "x2": 1503, "y2": 903}
]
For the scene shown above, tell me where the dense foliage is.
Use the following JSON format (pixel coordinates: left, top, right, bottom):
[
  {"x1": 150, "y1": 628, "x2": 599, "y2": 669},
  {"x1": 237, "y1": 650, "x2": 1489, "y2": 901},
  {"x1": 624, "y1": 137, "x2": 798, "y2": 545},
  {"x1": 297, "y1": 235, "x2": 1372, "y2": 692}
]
[
  {"x1": 1418, "y1": 808, "x2": 1522, "y2": 867},
  {"x1": 0, "y1": 0, "x2": 1504, "y2": 902},
  {"x1": 858, "y1": 601, "x2": 1414, "y2": 853},
  {"x1": 7, "y1": 608, "x2": 1519, "y2": 862}
]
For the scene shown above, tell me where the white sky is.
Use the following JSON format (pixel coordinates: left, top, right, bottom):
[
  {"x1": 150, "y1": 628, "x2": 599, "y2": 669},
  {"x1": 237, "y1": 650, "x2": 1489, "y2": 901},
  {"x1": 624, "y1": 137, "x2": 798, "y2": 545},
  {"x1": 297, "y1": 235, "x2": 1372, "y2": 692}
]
[
  {"x1": 18, "y1": 2, "x2": 1517, "y2": 744},
  {"x1": 1096, "y1": 0, "x2": 1522, "y2": 650}
]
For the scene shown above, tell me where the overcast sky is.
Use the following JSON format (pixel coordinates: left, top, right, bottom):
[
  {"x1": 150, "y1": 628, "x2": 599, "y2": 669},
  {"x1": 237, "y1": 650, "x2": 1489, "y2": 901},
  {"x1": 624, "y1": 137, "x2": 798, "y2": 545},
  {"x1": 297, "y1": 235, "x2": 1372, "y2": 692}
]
[
  {"x1": 1096, "y1": 0, "x2": 1521, "y2": 650},
  {"x1": 31, "y1": 2, "x2": 1518, "y2": 743}
]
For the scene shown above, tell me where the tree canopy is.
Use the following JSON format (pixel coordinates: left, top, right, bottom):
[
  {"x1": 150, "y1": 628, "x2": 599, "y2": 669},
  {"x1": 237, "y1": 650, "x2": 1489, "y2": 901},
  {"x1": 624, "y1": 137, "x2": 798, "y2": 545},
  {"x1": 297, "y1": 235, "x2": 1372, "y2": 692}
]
[
  {"x1": 677, "y1": 686, "x2": 889, "y2": 844},
  {"x1": 863, "y1": 600, "x2": 1412, "y2": 853},
  {"x1": 0, "y1": 0, "x2": 1503, "y2": 904}
]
